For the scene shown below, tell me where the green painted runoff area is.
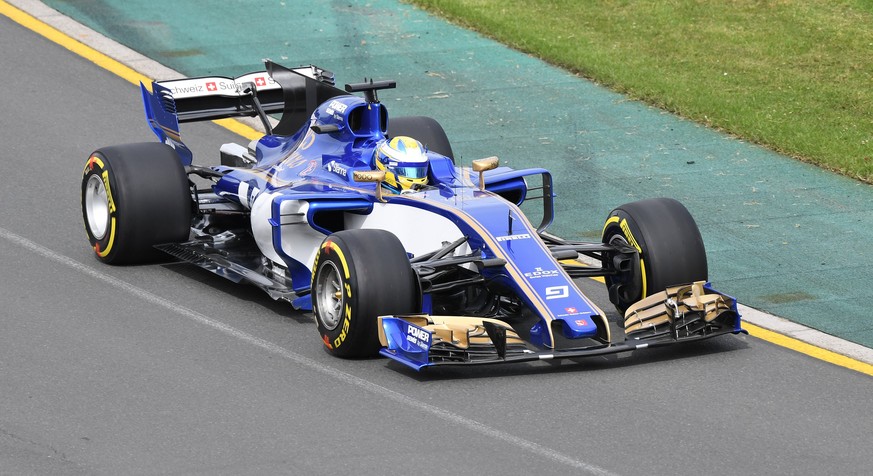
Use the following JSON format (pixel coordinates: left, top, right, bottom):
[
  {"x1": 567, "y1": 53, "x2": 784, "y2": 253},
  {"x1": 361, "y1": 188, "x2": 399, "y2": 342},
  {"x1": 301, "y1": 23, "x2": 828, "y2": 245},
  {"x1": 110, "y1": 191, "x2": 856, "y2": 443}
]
[{"x1": 45, "y1": 0, "x2": 873, "y2": 347}]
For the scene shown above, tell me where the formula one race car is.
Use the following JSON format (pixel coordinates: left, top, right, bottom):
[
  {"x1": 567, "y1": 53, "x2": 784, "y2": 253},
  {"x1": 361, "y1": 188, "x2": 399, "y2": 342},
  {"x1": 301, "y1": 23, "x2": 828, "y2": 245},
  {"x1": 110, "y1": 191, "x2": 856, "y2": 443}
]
[{"x1": 81, "y1": 60, "x2": 743, "y2": 370}]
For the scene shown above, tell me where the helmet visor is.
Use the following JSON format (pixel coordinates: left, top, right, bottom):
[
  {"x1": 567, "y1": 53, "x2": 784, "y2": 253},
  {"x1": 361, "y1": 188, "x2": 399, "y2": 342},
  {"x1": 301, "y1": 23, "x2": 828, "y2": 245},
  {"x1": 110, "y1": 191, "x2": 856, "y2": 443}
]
[{"x1": 395, "y1": 165, "x2": 428, "y2": 179}]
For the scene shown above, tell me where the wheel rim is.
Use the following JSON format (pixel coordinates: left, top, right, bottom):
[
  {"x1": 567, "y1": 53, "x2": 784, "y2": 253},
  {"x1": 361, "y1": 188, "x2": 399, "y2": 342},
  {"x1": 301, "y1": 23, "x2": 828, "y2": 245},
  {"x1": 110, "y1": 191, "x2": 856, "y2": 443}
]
[
  {"x1": 315, "y1": 261, "x2": 344, "y2": 330},
  {"x1": 85, "y1": 174, "x2": 110, "y2": 240}
]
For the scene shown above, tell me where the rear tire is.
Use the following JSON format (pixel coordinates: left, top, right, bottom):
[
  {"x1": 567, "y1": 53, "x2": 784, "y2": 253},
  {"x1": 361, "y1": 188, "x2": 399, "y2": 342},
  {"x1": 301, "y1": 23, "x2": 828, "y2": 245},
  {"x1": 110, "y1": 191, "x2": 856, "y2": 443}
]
[
  {"x1": 601, "y1": 198, "x2": 708, "y2": 314},
  {"x1": 81, "y1": 143, "x2": 192, "y2": 264},
  {"x1": 388, "y1": 116, "x2": 454, "y2": 163},
  {"x1": 312, "y1": 229, "x2": 418, "y2": 358}
]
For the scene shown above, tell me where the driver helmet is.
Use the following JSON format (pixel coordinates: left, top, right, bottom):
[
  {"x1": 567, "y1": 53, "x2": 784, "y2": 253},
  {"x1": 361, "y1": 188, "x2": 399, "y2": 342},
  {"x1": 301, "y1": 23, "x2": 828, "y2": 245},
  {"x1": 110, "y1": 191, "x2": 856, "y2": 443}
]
[{"x1": 375, "y1": 136, "x2": 429, "y2": 191}]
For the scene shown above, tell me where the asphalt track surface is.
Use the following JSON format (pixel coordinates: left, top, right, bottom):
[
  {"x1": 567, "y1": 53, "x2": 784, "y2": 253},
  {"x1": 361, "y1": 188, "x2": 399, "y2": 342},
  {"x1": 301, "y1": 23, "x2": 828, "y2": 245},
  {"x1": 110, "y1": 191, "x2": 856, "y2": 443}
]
[{"x1": 2, "y1": 7, "x2": 873, "y2": 476}]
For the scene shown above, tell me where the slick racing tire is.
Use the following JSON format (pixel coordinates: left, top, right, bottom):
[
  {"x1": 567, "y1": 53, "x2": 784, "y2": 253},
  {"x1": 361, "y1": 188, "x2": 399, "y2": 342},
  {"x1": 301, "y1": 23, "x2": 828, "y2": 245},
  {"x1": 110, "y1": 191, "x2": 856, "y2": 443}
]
[
  {"x1": 601, "y1": 198, "x2": 708, "y2": 314},
  {"x1": 82, "y1": 143, "x2": 192, "y2": 264},
  {"x1": 387, "y1": 116, "x2": 454, "y2": 163},
  {"x1": 312, "y1": 229, "x2": 418, "y2": 358}
]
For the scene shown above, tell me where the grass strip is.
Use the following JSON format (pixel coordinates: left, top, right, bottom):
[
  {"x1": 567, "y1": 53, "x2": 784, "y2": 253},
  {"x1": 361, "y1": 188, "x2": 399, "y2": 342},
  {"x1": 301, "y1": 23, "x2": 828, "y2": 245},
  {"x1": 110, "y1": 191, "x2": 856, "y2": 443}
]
[{"x1": 408, "y1": 0, "x2": 873, "y2": 182}]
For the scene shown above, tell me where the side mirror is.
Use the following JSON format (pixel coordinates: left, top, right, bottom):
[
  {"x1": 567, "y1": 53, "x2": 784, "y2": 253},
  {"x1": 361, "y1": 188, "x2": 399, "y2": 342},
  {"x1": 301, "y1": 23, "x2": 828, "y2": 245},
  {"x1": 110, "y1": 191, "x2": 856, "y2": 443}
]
[
  {"x1": 353, "y1": 170, "x2": 387, "y2": 202},
  {"x1": 472, "y1": 156, "x2": 499, "y2": 191}
]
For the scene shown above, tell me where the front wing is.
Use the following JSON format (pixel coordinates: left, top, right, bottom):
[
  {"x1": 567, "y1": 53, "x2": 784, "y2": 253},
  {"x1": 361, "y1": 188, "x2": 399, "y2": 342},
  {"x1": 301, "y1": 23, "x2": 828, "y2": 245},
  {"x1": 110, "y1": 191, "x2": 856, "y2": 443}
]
[{"x1": 378, "y1": 282, "x2": 744, "y2": 371}]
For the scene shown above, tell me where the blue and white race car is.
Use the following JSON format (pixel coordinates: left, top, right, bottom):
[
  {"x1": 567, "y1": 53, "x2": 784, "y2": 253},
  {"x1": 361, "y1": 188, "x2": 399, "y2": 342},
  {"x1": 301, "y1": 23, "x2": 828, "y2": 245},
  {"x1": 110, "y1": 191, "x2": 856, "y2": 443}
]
[{"x1": 81, "y1": 61, "x2": 743, "y2": 371}]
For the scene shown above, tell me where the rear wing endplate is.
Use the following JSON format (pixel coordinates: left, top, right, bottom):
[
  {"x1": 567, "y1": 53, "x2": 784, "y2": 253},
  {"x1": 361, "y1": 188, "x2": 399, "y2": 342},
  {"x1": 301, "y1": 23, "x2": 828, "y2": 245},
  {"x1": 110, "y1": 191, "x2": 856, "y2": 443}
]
[{"x1": 140, "y1": 61, "x2": 347, "y2": 164}]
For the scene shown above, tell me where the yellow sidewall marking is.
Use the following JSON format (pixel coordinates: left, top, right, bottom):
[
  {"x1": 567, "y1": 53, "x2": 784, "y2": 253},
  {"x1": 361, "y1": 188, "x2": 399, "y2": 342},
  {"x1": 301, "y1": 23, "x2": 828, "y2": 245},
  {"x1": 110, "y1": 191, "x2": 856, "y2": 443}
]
[
  {"x1": 100, "y1": 170, "x2": 117, "y2": 213},
  {"x1": 84, "y1": 155, "x2": 105, "y2": 175},
  {"x1": 315, "y1": 241, "x2": 354, "y2": 349},
  {"x1": 322, "y1": 241, "x2": 350, "y2": 279},
  {"x1": 335, "y1": 248, "x2": 349, "y2": 279},
  {"x1": 618, "y1": 218, "x2": 640, "y2": 252},
  {"x1": 83, "y1": 157, "x2": 116, "y2": 258},
  {"x1": 97, "y1": 217, "x2": 116, "y2": 257},
  {"x1": 601, "y1": 215, "x2": 620, "y2": 236}
]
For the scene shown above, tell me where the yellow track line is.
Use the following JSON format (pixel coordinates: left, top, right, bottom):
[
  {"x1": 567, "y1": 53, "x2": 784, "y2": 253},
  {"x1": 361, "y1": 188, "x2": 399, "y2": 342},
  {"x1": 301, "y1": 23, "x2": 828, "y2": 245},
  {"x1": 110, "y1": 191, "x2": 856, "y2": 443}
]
[
  {"x1": 0, "y1": 1, "x2": 146, "y2": 84},
  {"x1": 0, "y1": 0, "x2": 262, "y2": 141},
  {"x1": 744, "y1": 322, "x2": 873, "y2": 376},
  {"x1": 5, "y1": 0, "x2": 871, "y2": 377}
]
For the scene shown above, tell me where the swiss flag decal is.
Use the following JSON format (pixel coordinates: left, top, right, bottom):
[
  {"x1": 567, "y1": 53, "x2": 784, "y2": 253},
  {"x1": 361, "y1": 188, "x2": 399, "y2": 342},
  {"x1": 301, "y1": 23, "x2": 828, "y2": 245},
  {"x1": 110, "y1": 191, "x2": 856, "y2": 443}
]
[
  {"x1": 255, "y1": 77, "x2": 267, "y2": 87},
  {"x1": 206, "y1": 82, "x2": 217, "y2": 91}
]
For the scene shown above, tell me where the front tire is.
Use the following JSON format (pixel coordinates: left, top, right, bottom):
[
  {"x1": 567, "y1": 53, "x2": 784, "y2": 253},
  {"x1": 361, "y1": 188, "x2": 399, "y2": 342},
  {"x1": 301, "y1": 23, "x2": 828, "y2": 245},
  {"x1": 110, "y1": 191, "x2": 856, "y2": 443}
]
[
  {"x1": 312, "y1": 229, "x2": 418, "y2": 358},
  {"x1": 601, "y1": 198, "x2": 708, "y2": 314},
  {"x1": 81, "y1": 143, "x2": 192, "y2": 264}
]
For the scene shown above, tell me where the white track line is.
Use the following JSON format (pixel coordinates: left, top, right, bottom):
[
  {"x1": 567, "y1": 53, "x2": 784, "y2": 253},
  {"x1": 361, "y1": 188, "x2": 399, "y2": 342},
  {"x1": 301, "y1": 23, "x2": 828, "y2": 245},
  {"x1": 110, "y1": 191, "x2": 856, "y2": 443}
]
[{"x1": 0, "y1": 227, "x2": 617, "y2": 475}]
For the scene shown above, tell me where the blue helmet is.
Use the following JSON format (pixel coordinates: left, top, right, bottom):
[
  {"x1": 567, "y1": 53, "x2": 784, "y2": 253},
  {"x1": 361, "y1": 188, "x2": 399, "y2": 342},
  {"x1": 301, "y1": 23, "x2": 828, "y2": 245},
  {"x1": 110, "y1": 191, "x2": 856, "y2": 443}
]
[{"x1": 375, "y1": 136, "x2": 429, "y2": 190}]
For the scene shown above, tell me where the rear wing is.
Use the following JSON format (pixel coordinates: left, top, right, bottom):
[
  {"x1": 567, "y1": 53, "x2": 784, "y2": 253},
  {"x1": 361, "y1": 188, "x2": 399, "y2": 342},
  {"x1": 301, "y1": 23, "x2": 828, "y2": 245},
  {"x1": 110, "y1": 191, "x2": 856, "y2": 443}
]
[{"x1": 140, "y1": 61, "x2": 347, "y2": 164}]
